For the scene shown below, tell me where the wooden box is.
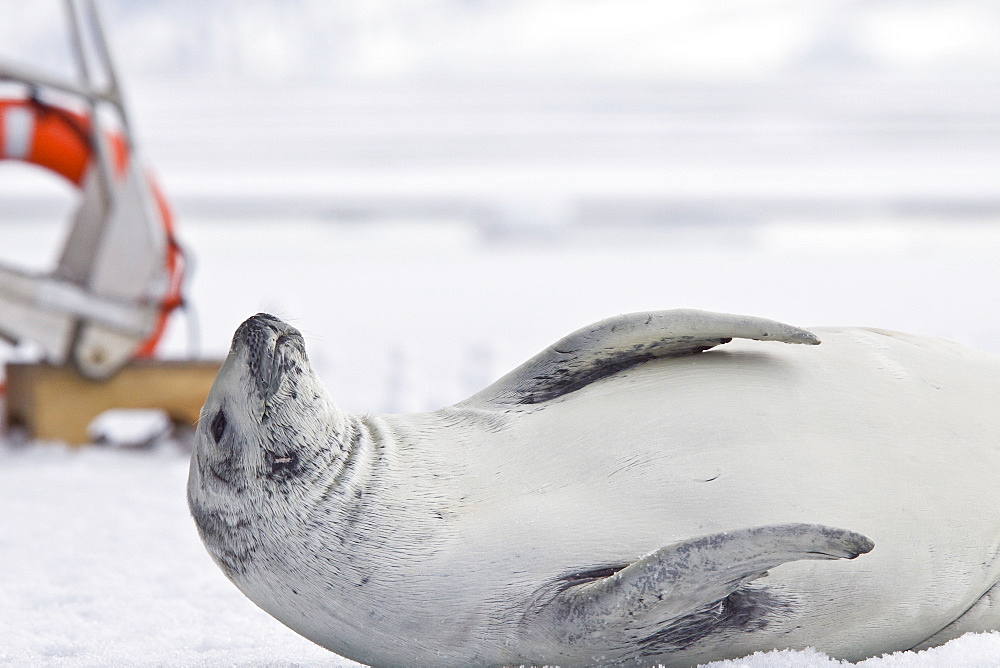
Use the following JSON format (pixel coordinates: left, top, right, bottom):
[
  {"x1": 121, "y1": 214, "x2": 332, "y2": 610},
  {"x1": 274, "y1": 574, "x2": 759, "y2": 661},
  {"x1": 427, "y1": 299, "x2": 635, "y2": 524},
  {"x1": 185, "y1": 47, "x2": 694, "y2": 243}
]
[{"x1": 3, "y1": 360, "x2": 222, "y2": 445}]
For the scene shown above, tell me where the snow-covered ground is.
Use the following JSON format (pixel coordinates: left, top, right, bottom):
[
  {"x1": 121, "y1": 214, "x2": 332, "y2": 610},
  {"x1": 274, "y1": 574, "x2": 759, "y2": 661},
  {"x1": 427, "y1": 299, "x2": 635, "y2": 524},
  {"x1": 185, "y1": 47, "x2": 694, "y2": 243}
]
[{"x1": 4, "y1": 2, "x2": 1000, "y2": 665}]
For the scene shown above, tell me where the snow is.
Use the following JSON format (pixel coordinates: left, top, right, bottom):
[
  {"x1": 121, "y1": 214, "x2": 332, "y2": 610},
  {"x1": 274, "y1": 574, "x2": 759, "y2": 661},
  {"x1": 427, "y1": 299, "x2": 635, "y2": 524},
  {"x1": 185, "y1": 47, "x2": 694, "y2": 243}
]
[
  {"x1": 0, "y1": 442, "x2": 343, "y2": 667},
  {"x1": 87, "y1": 409, "x2": 173, "y2": 448},
  {"x1": 4, "y1": 1, "x2": 1000, "y2": 665}
]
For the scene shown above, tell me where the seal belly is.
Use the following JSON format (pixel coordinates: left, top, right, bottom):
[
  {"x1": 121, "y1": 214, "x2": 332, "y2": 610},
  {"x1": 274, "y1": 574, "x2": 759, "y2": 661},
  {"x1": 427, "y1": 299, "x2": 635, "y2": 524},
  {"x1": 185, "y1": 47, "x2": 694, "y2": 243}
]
[{"x1": 450, "y1": 327, "x2": 1000, "y2": 659}]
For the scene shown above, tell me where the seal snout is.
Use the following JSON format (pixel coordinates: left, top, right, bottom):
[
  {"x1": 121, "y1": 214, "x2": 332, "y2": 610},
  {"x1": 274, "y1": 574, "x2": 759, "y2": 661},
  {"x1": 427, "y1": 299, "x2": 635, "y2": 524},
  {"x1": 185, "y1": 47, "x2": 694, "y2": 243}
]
[
  {"x1": 233, "y1": 314, "x2": 308, "y2": 402},
  {"x1": 234, "y1": 314, "x2": 306, "y2": 357},
  {"x1": 234, "y1": 313, "x2": 300, "y2": 347}
]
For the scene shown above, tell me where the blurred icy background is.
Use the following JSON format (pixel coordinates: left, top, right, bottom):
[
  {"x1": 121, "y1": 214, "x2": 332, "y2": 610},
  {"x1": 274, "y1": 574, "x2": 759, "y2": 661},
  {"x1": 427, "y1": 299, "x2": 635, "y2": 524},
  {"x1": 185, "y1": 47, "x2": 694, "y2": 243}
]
[
  {"x1": 2, "y1": 1, "x2": 1000, "y2": 666},
  {"x1": 3, "y1": 0, "x2": 1000, "y2": 411}
]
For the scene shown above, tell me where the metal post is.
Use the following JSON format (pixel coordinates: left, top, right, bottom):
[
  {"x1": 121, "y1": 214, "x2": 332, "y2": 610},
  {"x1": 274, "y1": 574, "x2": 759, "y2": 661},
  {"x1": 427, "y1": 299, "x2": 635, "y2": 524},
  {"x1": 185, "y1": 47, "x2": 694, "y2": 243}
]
[
  {"x1": 64, "y1": 0, "x2": 116, "y2": 201},
  {"x1": 84, "y1": 0, "x2": 134, "y2": 145}
]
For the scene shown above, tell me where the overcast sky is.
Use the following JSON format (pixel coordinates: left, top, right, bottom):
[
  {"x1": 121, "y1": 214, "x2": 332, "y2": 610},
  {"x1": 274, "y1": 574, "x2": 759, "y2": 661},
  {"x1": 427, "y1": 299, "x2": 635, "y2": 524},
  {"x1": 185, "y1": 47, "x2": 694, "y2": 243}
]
[{"x1": 2, "y1": 0, "x2": 1000, "y2": 83}]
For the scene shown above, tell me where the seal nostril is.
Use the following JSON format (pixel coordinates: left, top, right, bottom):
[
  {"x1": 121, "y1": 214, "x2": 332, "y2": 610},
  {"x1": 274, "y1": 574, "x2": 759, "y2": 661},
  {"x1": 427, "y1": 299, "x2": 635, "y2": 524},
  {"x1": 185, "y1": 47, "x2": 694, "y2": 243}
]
[{"x1": 211, "y1": 409, "x2": 227, "y2": 444}]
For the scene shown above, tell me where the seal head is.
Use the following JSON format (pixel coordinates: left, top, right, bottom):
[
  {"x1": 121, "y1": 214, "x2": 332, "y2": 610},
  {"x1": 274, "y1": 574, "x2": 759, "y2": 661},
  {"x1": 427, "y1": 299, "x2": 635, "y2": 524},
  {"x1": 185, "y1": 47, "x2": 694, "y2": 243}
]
[{"x1": 187, "y1": 313, "x2": 349, "y2": 578}]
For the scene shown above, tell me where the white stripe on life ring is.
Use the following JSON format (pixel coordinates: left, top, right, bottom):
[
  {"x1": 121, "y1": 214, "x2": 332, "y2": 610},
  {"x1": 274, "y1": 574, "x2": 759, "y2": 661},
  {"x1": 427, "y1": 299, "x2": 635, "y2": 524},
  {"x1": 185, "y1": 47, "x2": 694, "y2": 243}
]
[{"x1": 2, "y1": 106, "x2": 34, "y2": 159}]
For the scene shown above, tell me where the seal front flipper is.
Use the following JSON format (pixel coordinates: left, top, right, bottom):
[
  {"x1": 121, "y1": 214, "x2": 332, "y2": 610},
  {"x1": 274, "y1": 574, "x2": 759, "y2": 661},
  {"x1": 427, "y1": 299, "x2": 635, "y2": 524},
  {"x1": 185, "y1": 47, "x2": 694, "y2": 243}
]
[
  {"x1": 461, "y1": 309, "x2": 820, "y2": 406},
  {"x1": 525, "y1": 524, "x2": 873, "y2": 661}
]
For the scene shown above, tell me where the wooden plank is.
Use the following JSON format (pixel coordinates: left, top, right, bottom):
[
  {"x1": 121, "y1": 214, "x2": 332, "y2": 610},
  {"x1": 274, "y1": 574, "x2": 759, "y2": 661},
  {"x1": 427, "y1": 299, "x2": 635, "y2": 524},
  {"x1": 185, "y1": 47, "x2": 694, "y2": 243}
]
[{"x1": 3, "y1": 360, "x2": 223, "y2": 445}]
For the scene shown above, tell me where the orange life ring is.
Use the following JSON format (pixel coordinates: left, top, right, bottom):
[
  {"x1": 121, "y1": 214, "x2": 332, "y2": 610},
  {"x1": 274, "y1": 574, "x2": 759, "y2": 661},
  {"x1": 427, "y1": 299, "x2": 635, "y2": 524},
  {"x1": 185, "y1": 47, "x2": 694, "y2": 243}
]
[{"x1": 0, "y1": 96, "x2": 183, "y2": 359}]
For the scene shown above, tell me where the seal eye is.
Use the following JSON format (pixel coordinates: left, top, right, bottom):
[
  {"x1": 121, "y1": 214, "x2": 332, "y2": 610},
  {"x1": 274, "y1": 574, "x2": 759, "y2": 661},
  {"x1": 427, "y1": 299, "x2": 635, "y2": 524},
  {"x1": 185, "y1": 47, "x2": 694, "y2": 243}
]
[{"x1": 210, "y1": 410, "x2": 227, "y2": 444}]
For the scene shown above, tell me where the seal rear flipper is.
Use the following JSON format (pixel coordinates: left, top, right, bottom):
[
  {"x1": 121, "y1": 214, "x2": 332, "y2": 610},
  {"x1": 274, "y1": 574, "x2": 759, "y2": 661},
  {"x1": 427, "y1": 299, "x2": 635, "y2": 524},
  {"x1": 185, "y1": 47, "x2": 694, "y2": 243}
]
[
  {"x1": 460, "y1": 309, "x2": 820, "y2": 406},
  {"x1": 526, "y1": 523, "x2": 873, "y2": 659}
]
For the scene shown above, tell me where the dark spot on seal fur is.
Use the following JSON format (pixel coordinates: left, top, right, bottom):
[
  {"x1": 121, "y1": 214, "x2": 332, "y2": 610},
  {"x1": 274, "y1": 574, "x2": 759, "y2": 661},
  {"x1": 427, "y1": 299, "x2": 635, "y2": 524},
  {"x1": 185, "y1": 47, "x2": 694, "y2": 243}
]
[
  {"x1": 555, "y1": 564, "x2": 630, "y2": 592},
  {"x1": 196, "y1": 426, "x2": 248, "y2": 492},
  {"x1": 264, "y1": 449, "x2": 300, "y2": 481},
  {"x1": 187, "y1": 499, "x2": 257, "y2": 576},
  {"x1": 205, "y1": 448, "x2": 243, "y2": 489},
  {"x1": 208, "y1": 463, "x2": 233, "y2": 485},
  {"x1": 517, "y1": 338, "x2": 730, "y2": 404},
  {"x1": 638, "y1": 585, "x2": 792, "y2": 653}
]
